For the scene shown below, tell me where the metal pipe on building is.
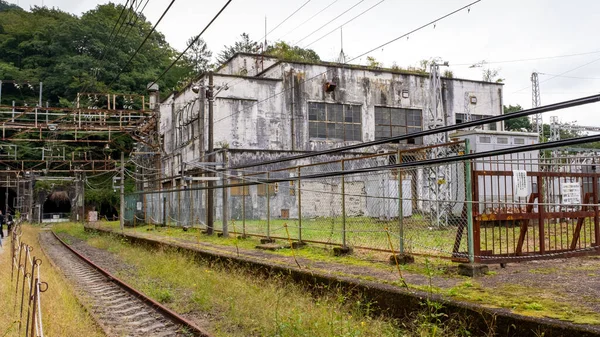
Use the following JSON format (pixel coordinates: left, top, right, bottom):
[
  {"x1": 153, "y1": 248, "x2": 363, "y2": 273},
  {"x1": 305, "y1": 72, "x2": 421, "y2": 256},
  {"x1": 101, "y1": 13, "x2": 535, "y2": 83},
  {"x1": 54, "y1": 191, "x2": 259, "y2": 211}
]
[
  {"x1": 206, "y1": 71, "x2": 215, "y2": 235},
  {"x1": 222, "y1": 150, "x2": 229, "y2": 237}
]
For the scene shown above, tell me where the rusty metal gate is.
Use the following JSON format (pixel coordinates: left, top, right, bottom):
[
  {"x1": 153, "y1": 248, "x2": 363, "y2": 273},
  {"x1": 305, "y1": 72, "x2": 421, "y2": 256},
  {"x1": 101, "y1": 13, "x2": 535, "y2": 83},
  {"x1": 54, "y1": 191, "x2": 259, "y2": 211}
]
[{"x1": 471, "y1": 154, "x2": 600, "y2": 263}]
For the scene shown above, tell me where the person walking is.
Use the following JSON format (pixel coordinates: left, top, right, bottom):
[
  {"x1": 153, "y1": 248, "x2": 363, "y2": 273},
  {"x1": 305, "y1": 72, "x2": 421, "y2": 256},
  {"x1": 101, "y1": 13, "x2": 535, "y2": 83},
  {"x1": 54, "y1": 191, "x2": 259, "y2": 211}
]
[
  {"x1": 0, "y1": 210, "x2": 4, "y2": 239},
  {"x1": 6, "y1": 212, "x2": 13, "y2": 234}
]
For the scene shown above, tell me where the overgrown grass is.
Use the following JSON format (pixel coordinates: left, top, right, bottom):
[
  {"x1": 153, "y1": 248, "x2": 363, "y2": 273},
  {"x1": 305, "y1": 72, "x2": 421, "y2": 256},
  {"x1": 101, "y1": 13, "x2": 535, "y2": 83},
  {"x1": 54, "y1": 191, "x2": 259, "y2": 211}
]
[
  {"x1": 91, "y1": 221, "x2": 455, "y2": 278},
  {"x1": 444, "y1": 281, "x2": 600, "y2": 325},
  {"x1": 85, "y1": 221, "x2": 600, "y2": 327},
  {"x1": 57, "y1": 223, "x2": 478, "y2": 337},
  {"x1": 0, "y1": 225, "x2": 104, "y2": 337}
]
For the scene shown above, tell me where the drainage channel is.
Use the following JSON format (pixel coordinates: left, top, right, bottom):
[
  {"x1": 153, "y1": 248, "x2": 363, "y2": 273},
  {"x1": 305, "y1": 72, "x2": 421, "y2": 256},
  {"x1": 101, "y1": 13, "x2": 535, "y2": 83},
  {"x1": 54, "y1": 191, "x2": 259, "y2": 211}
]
[{"x1": 40, "y1": 231, "x2": 211, "y2": 337}]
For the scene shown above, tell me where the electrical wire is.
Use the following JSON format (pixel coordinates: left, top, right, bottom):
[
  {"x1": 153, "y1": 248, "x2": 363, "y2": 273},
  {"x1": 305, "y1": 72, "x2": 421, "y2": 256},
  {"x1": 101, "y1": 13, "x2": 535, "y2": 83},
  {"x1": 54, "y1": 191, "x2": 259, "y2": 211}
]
[
  {"x1": 292, "y1": 0, "x2": 365, "y2": 46},
  {"x1": 76, "y1": 0, "x2": 133, "y2": 97},
  {"x1": 513, "y1": 54, "x2": 600, "y2": 93},
  {"x1": 276, "y1": 0, "x2": 340, "y2": 42},
  {"x1": 137, "y1": 127, "x2": 600, "y2": 195},
  {"x1": 538, "y1": 73, "x2": 600, "y2": 80},
  {"x1": 302, "y1": 0, "x2": 387, "y2": 49},
  {"x1": 214, "y1": 0, "x2": 481, "y2": 126},
  {"x1": 452, "y1": 50, "x2": 600, "y2": 67},
  {"x1": 260, "y1": 0, "x2": 312, "y2": 43},
  {"x1": 227, "y1": 93, "x2": 600, "y2": 170},
  {"x1": 147, "y1": 0, "x2": 233, "y2": 89},
  {"x1": 108, "y1": 0, "x2": 178, "y2": 88}
]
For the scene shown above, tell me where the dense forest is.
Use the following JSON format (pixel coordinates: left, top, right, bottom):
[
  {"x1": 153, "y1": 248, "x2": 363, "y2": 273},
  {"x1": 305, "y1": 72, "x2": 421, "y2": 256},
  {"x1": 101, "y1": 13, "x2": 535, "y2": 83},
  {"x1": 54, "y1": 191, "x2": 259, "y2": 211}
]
[{"x1": 0, "y1": 1, "x2": 195, "y2": 105}]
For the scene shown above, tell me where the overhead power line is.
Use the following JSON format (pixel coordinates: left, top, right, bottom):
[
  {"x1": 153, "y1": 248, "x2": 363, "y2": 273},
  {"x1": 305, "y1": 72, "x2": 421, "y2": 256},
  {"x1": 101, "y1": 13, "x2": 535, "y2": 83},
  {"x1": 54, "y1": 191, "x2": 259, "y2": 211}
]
[
  {"x1": 303, "y1": 0, "x2": 387, "y2": 49},
  {"x1": 452, "y1": 50, "x2": 600, "y2": 67},
  {"x1": 539, "y1": 73, "x2": 600, "y2": 80},
  {"x1": 148, "y1": 0, "x2": 233, "y2": 89},
  {"x1": 513, "y1": 54, "x2": 600, "y2": 93},
  {"x1": 76, "y1": 0, "x2": 133, "y2": 96},
  {"x1": 108, "y1": 0, "x2": 178, "y2": 88},
  {"x1": 260, "y1": 0, "x2": 312, "y2": 43},
  {"x1": 276, "y1": 0, "x2": 340, "y2": 42},
  {"x1": 292, "y1": 0, "x2": 365, "y2": 46},
  {"x1": 228, "y1": 94, "x2": 600, "y2": 170},
  {"x1": 215, "y1": 0, "x2": 481, "y2": 125}
]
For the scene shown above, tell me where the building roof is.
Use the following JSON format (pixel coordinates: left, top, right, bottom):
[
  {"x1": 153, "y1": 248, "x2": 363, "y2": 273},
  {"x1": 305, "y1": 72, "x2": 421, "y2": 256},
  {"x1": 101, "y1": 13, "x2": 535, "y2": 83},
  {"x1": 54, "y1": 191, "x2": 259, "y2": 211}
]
[{"x1": 165, "y1": 51, "x2": 504, "y2": 103}]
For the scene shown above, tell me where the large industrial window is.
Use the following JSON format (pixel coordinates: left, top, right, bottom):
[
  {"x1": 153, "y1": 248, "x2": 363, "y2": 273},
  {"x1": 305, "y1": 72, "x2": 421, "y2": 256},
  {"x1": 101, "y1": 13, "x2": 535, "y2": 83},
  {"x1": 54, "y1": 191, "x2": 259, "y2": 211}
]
[
  {"x1": 374, "y1": 107, "x2": 422, "y2": 144},
  {"x1": 308, "y1": 102, "x2": 362, "y2": 141},
  {"x1": 455, "y1": 113, "x2": 497, "y2": 130}
]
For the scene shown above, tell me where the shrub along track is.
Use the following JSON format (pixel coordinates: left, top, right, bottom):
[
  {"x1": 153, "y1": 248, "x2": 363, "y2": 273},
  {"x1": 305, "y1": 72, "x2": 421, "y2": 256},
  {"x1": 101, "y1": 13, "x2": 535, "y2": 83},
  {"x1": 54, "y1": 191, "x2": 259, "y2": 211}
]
[{"x1": 39, "y1": 231, "x2": 210, "y2": 337}]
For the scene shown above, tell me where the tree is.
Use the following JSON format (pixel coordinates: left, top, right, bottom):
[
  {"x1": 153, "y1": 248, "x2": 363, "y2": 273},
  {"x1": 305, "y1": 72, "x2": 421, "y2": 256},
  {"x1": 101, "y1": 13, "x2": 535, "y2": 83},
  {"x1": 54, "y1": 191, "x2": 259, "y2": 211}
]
[
  {"x1": 482, "y1": 68, "x2": 504, "y2": 83},
  {"x1": 0, "y1": 0, "x2": 21, "y2": 11},
  {"x1": 265, "y1": 41, "x2": 320, "y2": 63},
  {"x1": 183, "y1": 37, "x2": 212, "y2": 75},
  {"x1": 503, "y1": 104, "x2": 531, "y2": 131},
  {"x1": 217, "y1": 33, "x2": 259, "y2": 65}
]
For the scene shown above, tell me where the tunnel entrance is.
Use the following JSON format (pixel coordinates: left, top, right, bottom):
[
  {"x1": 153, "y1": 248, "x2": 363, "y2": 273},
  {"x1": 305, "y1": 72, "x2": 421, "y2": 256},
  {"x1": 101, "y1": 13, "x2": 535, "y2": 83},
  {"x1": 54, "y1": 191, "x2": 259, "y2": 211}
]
[
  {"x1": 43, "y1": 191, "x2": 71, "y2": 221},
  {"x1": 0, "y1": 187, "x2": 17, "y2": 215}
]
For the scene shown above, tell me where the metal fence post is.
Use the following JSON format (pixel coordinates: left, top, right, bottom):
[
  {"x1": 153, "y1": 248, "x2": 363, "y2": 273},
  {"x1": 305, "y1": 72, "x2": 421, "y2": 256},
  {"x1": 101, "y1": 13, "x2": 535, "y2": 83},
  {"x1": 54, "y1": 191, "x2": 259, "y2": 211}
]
[
  {"x1": 398, "y1": 150, "x2": 404, "y2": 254},
  {"x1": 162, "y1": 195, "x2": 167, "y2": 227},
  {"x1": 341, "y1": 160, "x2": 346, "y2": 248},
  {"x1": 297, "y1": 167, "x2": 302, "y2": 242},
  {"x1": 465, "y1": 139, "x2": 475, "y2": 263},
  {"x1": 266, "y1": 171, "x2": 270, "y2": 239},
  {"x1": 242, "y1": 174, "x2": 246, "y2": 237}
]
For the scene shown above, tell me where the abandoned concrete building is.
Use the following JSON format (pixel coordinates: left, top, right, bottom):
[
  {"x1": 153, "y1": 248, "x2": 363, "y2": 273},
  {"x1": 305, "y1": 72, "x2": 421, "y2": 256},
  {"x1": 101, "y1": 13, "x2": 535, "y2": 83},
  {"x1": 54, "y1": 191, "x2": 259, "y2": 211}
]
[{"x1": 154, "y1": 53, "x2": 507, "y2": 222}]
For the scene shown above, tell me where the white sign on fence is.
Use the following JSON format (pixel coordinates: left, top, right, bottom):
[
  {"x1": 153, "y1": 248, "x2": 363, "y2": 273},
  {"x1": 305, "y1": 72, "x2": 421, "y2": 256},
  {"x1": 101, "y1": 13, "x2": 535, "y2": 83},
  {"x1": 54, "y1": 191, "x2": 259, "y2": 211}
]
[
  {"x1": 136, "y1": 201, "x2": 143, "y2": 211},
  {"x1": 88, "y1": 211, "x2": 98, "y2": 222},
  {"x1": 513, "y1": 170, "x2": 529, "y2": 198},
  {"x1": 561, "y1": 183, "x2": 581, "y2": 205}
]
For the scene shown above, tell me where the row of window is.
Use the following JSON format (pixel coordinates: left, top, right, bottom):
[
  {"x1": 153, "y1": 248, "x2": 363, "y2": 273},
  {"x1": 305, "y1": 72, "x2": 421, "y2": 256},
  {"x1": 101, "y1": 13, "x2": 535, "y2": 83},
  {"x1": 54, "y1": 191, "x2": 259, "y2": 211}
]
[
  {"x1": 308, "y1": 102, "x2": 424, "y2": 144},
  {"x1": 455, "y1": 113, "x2": 497, "y2": 130}
]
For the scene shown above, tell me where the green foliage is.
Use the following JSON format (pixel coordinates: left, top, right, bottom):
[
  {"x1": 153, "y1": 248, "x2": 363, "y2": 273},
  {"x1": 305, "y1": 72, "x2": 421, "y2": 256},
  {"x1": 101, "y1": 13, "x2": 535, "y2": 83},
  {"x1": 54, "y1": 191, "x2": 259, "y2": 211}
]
[
  {"x1": 0, "y1": 4, "x2": 192, "y2": 105},
  {"x1": 482, "y1": 68, "x2": 504, "y2": 83},
  {"x1": 0, "y1": 0, "x2": 22, "y2": 11},
  {"x1": 503, "y1": 104, "x2": 531, "y2": 131},
  {"x1": 183, "y1": 37, "x2": 212, "y2": 75},
  {"x1": 366, "y1": 56, "x2": 382, "y2": 68},
  {"x1": 217, "y1": 33, "x2": 259, "y2": 65},
  {"x1": 266, "y1": 41, "x2": 320, "y2": 63}
]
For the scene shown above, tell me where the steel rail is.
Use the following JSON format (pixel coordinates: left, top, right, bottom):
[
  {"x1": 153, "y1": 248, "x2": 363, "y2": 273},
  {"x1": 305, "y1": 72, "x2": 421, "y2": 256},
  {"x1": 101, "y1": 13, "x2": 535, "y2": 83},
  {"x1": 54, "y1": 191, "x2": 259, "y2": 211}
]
[{"x1": 51, "y1": 231, "x2": 212, "y2": 337}]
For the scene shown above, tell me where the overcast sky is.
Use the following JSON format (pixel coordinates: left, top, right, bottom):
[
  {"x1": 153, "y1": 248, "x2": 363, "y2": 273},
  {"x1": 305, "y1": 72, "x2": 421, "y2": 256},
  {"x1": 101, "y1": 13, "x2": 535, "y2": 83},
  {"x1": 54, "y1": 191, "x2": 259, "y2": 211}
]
[{"x1": 9, "y1": 0, "x2": 600, "y2": 128}]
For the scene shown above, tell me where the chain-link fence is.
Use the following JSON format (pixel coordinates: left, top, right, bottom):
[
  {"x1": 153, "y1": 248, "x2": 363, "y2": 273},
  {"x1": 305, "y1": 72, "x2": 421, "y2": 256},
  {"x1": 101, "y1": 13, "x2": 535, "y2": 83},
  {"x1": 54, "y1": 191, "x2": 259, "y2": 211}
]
[
  {"x1": 126, "y1": 141, "x2": 473, "y2": 260},
  {"x1": 123, "y1": 141, "x2": 600, "y2": 263}
]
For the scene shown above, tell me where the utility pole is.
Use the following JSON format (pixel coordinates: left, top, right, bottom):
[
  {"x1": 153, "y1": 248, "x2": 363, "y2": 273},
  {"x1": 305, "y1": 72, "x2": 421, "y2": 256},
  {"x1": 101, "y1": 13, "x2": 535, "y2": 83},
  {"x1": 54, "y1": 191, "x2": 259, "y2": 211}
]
[
  {"x1": 206, "y1": 72, "x2": 214, "y2": 235},
  {"x1": 120, "y1": 152, "x2": 125, "y2": 231}
]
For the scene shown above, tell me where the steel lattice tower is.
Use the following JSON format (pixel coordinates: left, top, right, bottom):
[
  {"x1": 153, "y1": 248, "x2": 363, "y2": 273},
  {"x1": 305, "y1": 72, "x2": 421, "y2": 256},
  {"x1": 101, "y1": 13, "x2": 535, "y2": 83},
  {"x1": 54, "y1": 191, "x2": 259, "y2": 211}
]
[
  {"x1": 531, "y1": 72, "x2": 543, "y2": 142},
  {"x1": 425, "y1": 62, "x2": 453, "y2": 228}
]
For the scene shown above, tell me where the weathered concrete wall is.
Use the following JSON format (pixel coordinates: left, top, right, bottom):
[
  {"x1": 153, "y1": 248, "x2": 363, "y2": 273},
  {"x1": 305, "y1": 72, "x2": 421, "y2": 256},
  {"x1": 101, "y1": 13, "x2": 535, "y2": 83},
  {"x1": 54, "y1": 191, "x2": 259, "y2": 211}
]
[
  {"x1": 217, "y1": 54, "x2": 279, "y2": 77},
  {"x1": 159, "y1": 55, "x2": 503, "y2": 179}
]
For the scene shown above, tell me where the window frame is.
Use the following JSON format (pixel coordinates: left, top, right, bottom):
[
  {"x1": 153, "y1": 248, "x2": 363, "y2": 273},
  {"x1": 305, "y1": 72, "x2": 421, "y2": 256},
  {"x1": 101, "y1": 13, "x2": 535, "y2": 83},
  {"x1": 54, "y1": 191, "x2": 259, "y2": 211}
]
[
  {"x1": 374, "y1": 106, "x2": 423, "y2": 145},
  {"x1": 308, "y1": 102, "x2": 362, "y2": 141}
]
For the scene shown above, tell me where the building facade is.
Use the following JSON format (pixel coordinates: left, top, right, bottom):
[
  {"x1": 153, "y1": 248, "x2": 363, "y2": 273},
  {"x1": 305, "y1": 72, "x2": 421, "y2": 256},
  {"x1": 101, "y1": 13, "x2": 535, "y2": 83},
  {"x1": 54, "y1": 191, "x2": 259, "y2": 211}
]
[
  {"x1": 154, "y1": 53, "x2": 505, "y2": 222},
  {"x1": 159, "y1": 53, "x2": 504, "y2": 178}
]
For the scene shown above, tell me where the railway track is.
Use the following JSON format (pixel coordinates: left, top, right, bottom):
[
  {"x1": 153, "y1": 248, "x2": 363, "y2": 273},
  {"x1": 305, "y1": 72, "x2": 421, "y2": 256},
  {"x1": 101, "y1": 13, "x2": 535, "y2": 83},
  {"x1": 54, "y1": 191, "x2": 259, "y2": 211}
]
[{"x1": 39, "y1": 231, "x2": 210, "y2": 337}]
